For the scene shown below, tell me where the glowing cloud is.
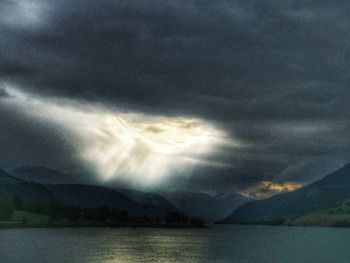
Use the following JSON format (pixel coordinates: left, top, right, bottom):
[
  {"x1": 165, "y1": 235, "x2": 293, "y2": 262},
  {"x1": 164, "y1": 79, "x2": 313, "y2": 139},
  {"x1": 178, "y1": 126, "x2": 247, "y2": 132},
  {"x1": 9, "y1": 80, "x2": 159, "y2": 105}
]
[
  {"x1": 240, "y1": 181, "x2": 305, "y2": 199},
  {"x1": 1, "y1": 84, "x2": 234, "y2": 187},
  {"x1": 0, "y1": 0, "x2": 49, "y2": 28}
]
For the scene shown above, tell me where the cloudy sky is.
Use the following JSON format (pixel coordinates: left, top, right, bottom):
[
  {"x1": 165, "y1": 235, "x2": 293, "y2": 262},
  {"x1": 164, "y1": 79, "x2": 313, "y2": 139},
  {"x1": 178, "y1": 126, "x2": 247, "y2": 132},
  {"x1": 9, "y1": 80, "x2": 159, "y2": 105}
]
[{"x1": 1, "y1": 0, "x2": 350, "y2": 195}]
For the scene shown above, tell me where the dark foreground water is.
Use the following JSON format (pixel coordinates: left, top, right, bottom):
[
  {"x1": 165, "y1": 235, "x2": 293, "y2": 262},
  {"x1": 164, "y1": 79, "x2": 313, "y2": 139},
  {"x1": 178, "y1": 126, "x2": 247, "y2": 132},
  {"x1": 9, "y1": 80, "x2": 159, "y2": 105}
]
[{"x1": 0, "y1": 225, "x2": 349, "y2": 263}]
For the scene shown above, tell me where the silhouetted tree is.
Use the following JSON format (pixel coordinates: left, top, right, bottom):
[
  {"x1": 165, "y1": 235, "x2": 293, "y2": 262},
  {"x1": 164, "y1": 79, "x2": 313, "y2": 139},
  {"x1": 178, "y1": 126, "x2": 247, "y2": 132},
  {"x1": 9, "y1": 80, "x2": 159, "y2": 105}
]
[
  {"x1": 85, "y1": 206, "x2": 111, "y2": 222},
  {"x1": 111, "y1": 210, "x2": 129, "y2": 223},
  {"x1": 0, "y1": 197, "x2": 14, "y2": 220},
  {"x1": 49, "y1": 202, "x2": 62, "y2": 220},
  {"x1": 13, "y1": 196, "x2": 24, "y2": 210},
  {"x1": 25, "y1": 202, "x2": 47, "y2": 214},
  {"x1": 48, "y1": 202, "x2": 81, "y2": 221},
  {"x1": 165, "y1": 211, "x2": 188, "y2": 225},
  {"x1": 64, "y1": 205, "x2": 81, "y2": 220},
  {"x1": 189, "y1": 217, "x2": 205, "y2": 227}
]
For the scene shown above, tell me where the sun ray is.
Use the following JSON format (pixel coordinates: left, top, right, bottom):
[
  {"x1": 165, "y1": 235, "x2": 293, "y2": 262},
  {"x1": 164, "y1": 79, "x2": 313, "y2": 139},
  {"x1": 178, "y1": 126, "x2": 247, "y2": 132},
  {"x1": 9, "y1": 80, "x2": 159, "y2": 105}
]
[{"x1": 2, "y1": 84, "x2": 235, "y2": 187}]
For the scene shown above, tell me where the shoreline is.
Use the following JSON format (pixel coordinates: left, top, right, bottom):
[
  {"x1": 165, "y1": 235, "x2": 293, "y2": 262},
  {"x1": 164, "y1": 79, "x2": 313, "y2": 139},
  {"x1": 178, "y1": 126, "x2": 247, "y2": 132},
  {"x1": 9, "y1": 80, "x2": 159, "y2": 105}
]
[
  {"x1": 0, "y1": 221, "x2": 209, "y2": 229},
  {"x1": 216, "y1": 222, "x2": 350, "y2": 229}
]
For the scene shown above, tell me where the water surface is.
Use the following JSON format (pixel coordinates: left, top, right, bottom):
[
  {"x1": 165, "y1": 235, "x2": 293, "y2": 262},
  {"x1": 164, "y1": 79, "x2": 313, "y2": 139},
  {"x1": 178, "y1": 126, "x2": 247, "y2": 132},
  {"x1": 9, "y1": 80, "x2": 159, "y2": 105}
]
[{"x1": 0, "y1": 225, "x2": 349, "y2": 263}]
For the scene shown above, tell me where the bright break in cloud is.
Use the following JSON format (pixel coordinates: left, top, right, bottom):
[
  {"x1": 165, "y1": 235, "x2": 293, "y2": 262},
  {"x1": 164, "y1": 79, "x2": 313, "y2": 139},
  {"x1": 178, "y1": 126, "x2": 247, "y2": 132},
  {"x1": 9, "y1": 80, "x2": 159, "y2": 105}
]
[{"x1": 1, "y1": 84, "x2": 234, "y2": 187}]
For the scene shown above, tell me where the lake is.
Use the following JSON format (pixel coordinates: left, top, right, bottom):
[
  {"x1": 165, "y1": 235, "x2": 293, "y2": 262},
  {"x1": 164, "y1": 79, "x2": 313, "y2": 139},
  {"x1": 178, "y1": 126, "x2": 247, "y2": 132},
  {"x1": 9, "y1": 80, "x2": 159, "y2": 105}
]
[{"x1": 0, "y1": 225, "x2": 349, "y2": 263}]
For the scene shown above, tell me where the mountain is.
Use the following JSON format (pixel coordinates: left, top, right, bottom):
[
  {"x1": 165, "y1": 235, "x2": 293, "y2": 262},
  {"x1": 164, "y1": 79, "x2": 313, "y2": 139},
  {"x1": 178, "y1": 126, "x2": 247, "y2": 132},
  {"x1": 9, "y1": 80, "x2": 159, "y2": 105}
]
[
  {"x1": 291, "y1": 199, "x2": 350, "y2": 227},
  {"x1": 0, "y1": 168, "x2": 54, "y2": 202},
  {"x1": 46, "y1": 184, "x2": 176, "y2": 218},
  {"x1": 12, "y1": 166, "x2": 250, "y2": 221},
  {"x1": 116, "y1": 188, "x2": 178, "y2": 211},
  {"x1": 159, "y1": 191, "x2": 250, "y2": 222},
  {"x1": 215, "y1": 193, "x2": 253, "y2": 216},
  {"x1": 13, "y1": 167, "x2": 181, "y2": 216},
  {"x1": 222, "y1": 163, "x2": 350, "y2": 224},
  {"x1": 13, "y1": 166, "x2": 82, "y2": 184}
]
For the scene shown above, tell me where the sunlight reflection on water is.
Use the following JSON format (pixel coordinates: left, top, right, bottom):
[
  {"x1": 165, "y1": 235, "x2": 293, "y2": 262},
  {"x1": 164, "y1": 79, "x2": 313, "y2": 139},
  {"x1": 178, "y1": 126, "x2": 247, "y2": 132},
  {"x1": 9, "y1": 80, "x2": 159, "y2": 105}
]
[{"x1": 1, "y1": 225, "x2": 350, "y2": 263}]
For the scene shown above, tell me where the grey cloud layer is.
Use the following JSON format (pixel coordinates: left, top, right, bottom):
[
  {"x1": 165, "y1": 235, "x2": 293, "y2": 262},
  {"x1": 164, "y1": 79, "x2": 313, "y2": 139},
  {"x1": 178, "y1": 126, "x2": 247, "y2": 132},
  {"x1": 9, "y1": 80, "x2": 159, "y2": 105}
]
[{"x1": 1, "y1": 0, "x2": 350, "y2": 190}]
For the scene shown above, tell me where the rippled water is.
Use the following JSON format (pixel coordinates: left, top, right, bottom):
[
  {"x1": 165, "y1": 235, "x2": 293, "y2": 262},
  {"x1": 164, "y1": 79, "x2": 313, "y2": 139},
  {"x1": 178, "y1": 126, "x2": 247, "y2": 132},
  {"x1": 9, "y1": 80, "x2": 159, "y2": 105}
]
[{"x1": 1, "y1": 225, "x2": 350, "y2": 263}]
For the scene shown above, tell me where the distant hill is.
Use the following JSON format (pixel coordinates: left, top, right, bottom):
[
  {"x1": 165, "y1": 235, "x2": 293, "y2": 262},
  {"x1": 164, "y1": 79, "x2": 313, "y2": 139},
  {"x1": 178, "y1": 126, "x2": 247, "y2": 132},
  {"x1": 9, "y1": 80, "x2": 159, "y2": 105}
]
[
  {"x1": 291, "y1": 199, "x2": 350, "y2": 227},
  {"x1": 221, "y1": 164, "x2": 350, "y2": 224},
  {"x1": 14, "y1": 166, "x2": 250, "y2": 221},
  {"x1": 116, "y1": 188, "x2": 178, "y2": 212},
  {"x1": 12, "y1": 166, "x2": 251, "y2": 222},
  {"x1": 13, "y1": 166, "x2": 82, "y2": 184},
  {"x1": 0, "y1": 169, "x2": 54, "y2": 203},
  {"x1": 215, "y1": 192, "x2": 253, "y2": 217},
  {"x1": 46, "y1": 184, "x2": 176, "y2": 218},
  {"x1": 13, "y1": 166, "x2": 182, "y2": 217},
  {"x1": 159, "y1": 191, "x2": 250, "y2": 222}
]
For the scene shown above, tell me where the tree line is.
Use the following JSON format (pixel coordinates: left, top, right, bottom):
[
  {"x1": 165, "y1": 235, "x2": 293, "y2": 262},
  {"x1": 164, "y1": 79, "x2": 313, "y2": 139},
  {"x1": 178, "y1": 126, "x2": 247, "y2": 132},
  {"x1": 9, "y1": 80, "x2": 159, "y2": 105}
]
[{"x1": 0, "y1": 196, "x2": 205, "y2": 227}]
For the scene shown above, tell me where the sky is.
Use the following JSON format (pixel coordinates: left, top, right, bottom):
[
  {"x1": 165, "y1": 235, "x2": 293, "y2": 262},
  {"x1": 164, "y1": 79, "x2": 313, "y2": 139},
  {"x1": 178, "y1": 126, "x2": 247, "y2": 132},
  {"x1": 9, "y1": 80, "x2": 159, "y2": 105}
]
[{"x1": 1, "y1": 0, "x2": 350, "y2": 196}]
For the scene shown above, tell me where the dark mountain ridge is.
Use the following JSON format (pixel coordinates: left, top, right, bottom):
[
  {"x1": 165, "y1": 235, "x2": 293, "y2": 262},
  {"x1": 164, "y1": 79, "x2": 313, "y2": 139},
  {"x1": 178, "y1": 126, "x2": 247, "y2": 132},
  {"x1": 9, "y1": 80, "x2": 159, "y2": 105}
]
[
  {"x1": 222, "y1": 163, "x2": 350, "y2": 224},
  {"x1": 13, "y1": 166, "x2": 82, "y2": 184},
  {"x1": 116, "y1": 188, "x2": 177, "y2": 211},
  {"x1": 160, "y1": 190, "x2": 250, "y2": 222},
  {"x1": 45, "y1": 184, "x2": 177, "y2": 218},
  {"x1": 12, "y1": 166, "x2": 250, "y2": 222},
  {"x1": 0, "y1": 168, "x2": 54, "y2": 203}
]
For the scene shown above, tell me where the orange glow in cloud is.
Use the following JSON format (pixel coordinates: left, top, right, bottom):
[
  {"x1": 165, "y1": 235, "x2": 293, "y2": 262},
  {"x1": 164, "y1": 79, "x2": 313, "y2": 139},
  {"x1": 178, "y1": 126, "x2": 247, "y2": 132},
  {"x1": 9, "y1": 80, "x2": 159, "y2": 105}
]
[{"x1": 240, "y1": 181, "x2": 305, "y2": 199}]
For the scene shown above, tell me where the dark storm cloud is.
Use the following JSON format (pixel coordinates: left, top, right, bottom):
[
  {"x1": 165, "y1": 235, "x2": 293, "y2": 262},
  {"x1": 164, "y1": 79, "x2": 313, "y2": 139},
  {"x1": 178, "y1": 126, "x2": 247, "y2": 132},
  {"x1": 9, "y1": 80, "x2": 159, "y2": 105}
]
[
  {"x1": 0, "y1": 105, "x2": 82, "y2": 174},
  {"x1": 1, "y1": 0, "x2": 350, "y2": 191},
  {"x1": 0, "y1": 87, "x2": 9, "y2": 97}
]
